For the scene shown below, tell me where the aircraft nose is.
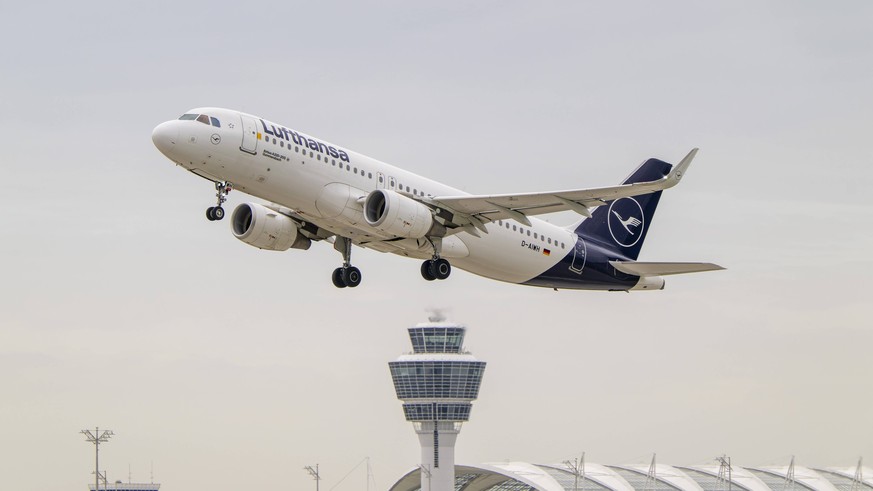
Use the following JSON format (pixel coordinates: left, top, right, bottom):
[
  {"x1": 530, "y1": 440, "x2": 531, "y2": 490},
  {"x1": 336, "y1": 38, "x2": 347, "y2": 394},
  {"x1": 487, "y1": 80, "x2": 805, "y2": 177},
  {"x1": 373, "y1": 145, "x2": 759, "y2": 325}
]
[{"x1": 151, "y1": 121, "x2": 179, "y2": 156}]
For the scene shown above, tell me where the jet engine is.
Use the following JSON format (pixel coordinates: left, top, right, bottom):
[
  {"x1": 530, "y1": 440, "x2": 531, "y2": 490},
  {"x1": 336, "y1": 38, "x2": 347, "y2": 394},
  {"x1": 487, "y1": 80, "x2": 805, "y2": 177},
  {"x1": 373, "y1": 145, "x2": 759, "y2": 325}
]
[
  {"x1": 231, "y1": 203, "x2": 311, "y2": 251},
  {"x1": 363, "y1": 189, "x2": 442, "y2": 239}
]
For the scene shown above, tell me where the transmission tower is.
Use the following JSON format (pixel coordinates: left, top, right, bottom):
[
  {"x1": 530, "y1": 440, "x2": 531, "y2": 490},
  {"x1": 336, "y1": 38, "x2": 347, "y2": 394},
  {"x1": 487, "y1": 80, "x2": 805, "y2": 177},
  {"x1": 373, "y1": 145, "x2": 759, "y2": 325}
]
[{"x1": 81, "y1": 427, "x2": 113, "y2": 491}]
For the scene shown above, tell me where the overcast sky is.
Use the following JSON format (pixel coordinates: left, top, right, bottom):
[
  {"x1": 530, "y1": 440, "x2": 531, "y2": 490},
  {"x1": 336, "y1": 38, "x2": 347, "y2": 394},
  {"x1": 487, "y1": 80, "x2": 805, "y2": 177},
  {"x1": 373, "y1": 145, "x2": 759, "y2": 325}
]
[{"x1": 2, "y1": 1, "x2": 872, "y2": 490}]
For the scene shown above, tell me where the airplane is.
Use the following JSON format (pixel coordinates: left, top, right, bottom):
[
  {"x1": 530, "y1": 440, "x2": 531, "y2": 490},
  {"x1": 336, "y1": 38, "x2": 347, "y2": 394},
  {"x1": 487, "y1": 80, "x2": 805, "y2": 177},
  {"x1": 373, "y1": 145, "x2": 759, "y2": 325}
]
[{"x1": 151, "y1": 108, "x2": 723, "y2": 290}]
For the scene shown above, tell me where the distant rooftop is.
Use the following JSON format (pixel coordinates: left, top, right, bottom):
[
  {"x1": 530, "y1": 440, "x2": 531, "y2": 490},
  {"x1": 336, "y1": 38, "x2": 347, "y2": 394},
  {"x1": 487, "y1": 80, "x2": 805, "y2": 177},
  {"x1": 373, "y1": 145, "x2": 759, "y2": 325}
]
[
  {"x1": 390, "y1": 461, "x2": 872, "y2": 491},
  {"x1": 88, "y1": 483, "x2": 160, "y2": 491}
]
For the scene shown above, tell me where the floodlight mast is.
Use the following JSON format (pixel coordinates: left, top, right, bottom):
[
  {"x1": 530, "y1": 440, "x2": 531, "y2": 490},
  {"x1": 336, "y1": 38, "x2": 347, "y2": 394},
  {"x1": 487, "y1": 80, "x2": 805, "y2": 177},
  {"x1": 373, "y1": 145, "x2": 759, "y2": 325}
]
[{"x1": 81, "y1": 427, "x2": 113, "y2": 491}]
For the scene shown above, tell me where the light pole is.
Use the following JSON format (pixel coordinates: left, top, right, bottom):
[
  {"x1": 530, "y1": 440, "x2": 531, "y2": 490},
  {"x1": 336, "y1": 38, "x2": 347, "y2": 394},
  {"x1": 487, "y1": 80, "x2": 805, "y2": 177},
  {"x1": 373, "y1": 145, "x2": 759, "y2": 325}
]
[
  {"x1": 81, "y1": 428, "x2": 113, "y2": 491},
  {"x1": 304, "y1": 464, "x2": 321, "y2": 491},
  {"x1": 563, "y1": 453, "x2": 586, "y2": 491}
]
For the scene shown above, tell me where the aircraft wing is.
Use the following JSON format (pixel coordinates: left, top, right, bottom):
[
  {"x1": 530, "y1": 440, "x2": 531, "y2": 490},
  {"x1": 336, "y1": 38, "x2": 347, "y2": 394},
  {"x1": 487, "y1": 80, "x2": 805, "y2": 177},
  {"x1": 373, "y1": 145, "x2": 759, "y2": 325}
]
[
  {"x1": 430, "y1": 148, "x2": 697, "y2": 229},
  {"x1": 610, "y1": 261, "x2": 724, "y2": 277}
]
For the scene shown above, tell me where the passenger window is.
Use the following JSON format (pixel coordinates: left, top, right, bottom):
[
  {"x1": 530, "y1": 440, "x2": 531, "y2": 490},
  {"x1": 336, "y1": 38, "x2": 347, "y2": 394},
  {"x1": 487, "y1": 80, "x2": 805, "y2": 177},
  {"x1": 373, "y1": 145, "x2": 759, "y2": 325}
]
[
  {"x1": 505, "y1": 223, "x2": 510, "y2": 229},
  {"x1": 561, "y1": 242, "x2": 565, "y2": 249},
  {"x1": 354, "y1": 167, "x2": 358, "y2": 174},
  {"x1": 527, "y1": 230, "x2": 531, "y2": 236},
  {"x1": 512, "y1": 225, "x2": 517, "y2": 231},
  {"x1": 280, "y1": 141, "x2": 284, "y2": 148},
  {"x1": 210, "y1": 117, "x2": 220, "y2": 127},
  {"x1": 295, "y1": 147, "x2": 299, "y2": 152},
  {"x1": 179, "y1": 114, "x2": 198, "y2": 120},
  {"x1": 534, "y1": 233, "x2": 538, "y2": 239},
  {"x1": 368, "y1": 172, "x2": 372, "y2": 179},
  {"x1": 548, "y1": 238, "x2": 552, "y2": 244},
  {"x1": 317, "y1": 154, "x2": 321, "y2": 160},
  {"x1": 310, "y1": 151, "x2": 314, "y2": 157},
  {"x1": 196, "y1": 114, "x2": 210, "y2": 125},
  {"x1": 346, "y1": 164, "x2": 350, "y2": 171},
  {"x1": 332, "y1": 159, "x2": 336, "y2": 165},
  {"x1": 406, "y1": 186, "x2": 410, "y2": 192}
]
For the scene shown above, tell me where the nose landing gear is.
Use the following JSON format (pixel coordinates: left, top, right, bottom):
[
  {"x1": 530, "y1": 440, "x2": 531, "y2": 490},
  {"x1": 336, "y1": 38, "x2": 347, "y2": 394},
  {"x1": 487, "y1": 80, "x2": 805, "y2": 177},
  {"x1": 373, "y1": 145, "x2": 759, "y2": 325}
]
[{"x1": 206, "y1": 181, "x2": 232, "y2": 221}]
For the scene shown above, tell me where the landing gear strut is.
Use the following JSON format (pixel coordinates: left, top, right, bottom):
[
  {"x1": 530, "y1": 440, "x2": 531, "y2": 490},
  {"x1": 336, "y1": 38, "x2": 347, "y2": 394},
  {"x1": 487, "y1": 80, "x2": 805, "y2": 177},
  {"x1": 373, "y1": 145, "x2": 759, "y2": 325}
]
[
  {"x1": 420, "y1": 237, "x2": 451, "y2": 281},
  {"x1": 332, "y1": 236, "x2": 361, "y2": 288},
  {"x1": 206, "y1": 181, "x2": 232, "y2": 221}
]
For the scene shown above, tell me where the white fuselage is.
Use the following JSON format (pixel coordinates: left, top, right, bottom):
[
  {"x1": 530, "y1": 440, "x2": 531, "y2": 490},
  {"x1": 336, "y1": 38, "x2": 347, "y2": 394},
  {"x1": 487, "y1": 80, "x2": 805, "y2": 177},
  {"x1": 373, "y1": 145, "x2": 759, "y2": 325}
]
[{"x1": 152, "y1": 107, "x2": 578, "y2": 285}]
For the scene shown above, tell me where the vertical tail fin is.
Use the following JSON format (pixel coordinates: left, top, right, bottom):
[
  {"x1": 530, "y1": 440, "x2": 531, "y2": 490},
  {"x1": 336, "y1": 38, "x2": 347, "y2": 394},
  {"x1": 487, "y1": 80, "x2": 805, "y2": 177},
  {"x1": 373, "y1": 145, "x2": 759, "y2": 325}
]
[{"x1": 574, "y1": 158, "x2": 672, "y2": 260}]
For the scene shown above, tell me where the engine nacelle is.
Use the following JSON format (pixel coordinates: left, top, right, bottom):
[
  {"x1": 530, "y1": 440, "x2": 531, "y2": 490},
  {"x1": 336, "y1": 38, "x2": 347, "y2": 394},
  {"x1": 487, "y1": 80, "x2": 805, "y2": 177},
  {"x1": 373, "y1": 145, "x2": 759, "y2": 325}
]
[
  {"x1": 363, "y1": 189, "x2": 439, "y2": 239},
  {"x1": 231, "y1": 203, "x2": 311, "y2": 251}
]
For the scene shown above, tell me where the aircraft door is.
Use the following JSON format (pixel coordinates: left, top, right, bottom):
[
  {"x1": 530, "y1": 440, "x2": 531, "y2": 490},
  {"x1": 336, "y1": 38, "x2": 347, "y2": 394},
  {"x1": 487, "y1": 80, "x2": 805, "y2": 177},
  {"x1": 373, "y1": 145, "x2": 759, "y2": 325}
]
[
  {"x1": 239, "y1": 115, "x2": 258, "y2": 155},
  {"x1": 569, "y1": 237, "x2": 587, "y2": 274},
  {"x1": 388, "y1": 176, "x2": 396, "y2": 190},
  {"x1": 377, "y1": 172, "x2": 386, "y2": 189}
]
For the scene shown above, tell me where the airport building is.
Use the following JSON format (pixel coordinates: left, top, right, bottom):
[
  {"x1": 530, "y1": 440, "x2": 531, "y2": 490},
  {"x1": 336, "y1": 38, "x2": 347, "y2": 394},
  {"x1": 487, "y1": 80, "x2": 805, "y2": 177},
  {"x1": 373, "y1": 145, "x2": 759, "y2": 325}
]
[
  {"x1": 388, "y1": 459, "x2": 871, "y2": 491},
  {"x1": 389, "y1": 317, "x2": 486, "y2": 491},
  {"x1": 386, "y1": 318, "x2": 868, "y2": 491}
]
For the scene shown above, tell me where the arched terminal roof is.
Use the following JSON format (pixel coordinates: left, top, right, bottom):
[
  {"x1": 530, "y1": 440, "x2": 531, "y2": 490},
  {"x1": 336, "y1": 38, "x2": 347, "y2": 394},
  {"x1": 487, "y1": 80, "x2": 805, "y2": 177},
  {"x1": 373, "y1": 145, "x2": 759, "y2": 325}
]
[{"x1": 390, "y1": 462, "x2": 872, "y2": 491}]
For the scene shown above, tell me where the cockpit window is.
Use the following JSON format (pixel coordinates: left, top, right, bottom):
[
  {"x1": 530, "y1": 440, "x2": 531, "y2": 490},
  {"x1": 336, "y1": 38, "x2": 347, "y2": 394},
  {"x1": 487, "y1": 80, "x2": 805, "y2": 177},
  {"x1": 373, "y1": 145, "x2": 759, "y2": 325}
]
[{"x1": 179, "y1": 113, "x2": 220, "y2": 127}]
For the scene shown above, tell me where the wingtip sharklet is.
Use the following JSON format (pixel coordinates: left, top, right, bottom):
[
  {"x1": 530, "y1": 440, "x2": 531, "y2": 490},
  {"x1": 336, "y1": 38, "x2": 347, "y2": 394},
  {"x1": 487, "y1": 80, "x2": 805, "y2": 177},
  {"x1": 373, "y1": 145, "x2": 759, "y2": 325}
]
[{"x1": 668, "y1": 147, "x2": 698, "y2": 184}]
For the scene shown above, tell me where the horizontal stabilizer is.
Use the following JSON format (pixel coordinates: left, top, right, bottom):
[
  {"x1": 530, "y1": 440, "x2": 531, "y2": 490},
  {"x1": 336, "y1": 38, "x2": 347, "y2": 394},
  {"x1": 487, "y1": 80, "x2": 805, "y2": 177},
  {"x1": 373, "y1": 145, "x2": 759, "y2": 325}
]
[{"x1": 610, "y1": 261, "x2": 724, "y2": 277}]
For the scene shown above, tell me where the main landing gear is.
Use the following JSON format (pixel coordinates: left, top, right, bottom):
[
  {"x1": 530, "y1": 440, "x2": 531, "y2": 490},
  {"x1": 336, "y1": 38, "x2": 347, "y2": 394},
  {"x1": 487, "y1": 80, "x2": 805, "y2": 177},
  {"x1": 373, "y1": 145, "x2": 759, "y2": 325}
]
[
  {"x1": 206, "y1": 181, "x2": 232, "y2": 221},
  {"x1": 420, "y1": 237, "x2": 451, "y2": 281},
  {"x1": 332, "y1": 236, "x2": 362, "y2": 288}
]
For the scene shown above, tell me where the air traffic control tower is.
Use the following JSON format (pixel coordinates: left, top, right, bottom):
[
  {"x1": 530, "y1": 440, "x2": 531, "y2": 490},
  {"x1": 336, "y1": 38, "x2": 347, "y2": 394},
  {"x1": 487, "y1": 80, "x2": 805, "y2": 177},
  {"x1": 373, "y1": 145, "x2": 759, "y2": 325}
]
[{"x1": 389, "y1": 316, "x2": 486, "y2": 491}]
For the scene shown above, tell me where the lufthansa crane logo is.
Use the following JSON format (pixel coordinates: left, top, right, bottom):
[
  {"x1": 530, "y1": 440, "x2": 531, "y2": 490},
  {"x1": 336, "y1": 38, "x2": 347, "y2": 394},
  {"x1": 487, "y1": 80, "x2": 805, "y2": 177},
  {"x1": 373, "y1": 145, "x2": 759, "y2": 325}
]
[{"x1": 607, "y1": 197, "x2": 645, "y2": 248}]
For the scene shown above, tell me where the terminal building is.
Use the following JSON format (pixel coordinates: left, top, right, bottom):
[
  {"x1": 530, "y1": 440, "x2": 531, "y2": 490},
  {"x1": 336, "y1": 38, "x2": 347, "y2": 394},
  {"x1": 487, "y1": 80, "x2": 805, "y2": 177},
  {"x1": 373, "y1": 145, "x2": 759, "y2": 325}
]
[{"x1": 389, "y1": 459, "x2": 871, "y2": 491}]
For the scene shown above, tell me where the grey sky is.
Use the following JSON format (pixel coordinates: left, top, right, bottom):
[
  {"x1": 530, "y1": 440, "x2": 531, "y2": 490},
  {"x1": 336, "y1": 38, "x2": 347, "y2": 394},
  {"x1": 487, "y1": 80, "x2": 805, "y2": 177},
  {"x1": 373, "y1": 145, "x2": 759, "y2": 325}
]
[{"x1": 1, "y1": 1, "x2": 871, "y2": 490}]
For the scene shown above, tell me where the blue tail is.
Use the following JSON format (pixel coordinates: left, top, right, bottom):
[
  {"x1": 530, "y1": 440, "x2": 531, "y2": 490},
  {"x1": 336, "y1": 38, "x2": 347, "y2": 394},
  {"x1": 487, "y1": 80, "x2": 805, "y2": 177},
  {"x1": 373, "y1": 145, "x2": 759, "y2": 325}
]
[{"x1": 574, "y1": 158, "x2": 672, "y2": 260}]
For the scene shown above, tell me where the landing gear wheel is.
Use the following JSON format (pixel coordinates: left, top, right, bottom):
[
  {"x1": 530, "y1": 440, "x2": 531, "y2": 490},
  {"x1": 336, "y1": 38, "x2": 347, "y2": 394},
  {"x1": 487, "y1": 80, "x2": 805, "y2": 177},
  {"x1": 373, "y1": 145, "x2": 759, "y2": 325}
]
[
  {"x1": 332, "y1": 268, "x2": 347, "y2": 288},
  {"x1": 421, "y1": 261, "x2": 436, "y2": 281},
  {"x1": 433, "y1": 258, "x2": 451, "y2": 280},
  {"x1": 205, "y1": 181, "x2": 232, "y2": 222},
  {"x1": 342, "y1": 266, "x2": 362, "y2": 288}
]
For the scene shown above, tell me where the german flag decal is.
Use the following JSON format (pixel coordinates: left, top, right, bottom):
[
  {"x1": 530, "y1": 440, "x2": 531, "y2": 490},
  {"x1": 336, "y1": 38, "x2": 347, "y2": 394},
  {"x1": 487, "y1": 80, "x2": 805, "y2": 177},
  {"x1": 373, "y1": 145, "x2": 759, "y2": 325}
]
[{"x1": 543, "y1": 248, "x2": 551, "y2": 256}]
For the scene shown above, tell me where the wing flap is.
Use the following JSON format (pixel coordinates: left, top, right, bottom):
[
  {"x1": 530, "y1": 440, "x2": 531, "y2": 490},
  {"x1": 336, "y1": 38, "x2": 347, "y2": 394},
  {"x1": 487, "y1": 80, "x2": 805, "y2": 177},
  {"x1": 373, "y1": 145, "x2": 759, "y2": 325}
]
[{"x1": 610, "y1": 261, "x2": 725, "y2": 277}]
